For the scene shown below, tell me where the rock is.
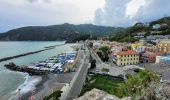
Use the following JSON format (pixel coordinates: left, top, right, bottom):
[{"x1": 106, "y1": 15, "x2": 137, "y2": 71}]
[
  {"x1": 138, "y1": 83, "x2": 170, "y2": 100},
  {"x1": 76, "y1": 88, "x2": 127, "y2": 100}
]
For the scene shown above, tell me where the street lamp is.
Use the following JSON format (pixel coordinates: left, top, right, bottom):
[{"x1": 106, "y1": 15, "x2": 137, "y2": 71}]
[{"x1": 18, "y1": 88, "x2": 21, "y2": 100}]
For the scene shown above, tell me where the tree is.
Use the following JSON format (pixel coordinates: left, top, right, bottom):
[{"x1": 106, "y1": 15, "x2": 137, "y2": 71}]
[
  {"x1": 99, "y1": 46, "x2": 109, "y2": 54},
  {"x1": 120, "y1": 69, "x2": 160, "y2": 97},
  {"x1": 90, "y1": 59, "x2": 96, "y2": 69},
  {"x1": 88, "y1": 42, "x2": 93, "y2": 48},
  {"x1": 97, "y1": 46, "x2": 110, "y2": 62}
]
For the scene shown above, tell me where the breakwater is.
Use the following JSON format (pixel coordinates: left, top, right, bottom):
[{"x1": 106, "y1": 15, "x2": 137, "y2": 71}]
[
  {"x1": 0, "y1": 44, "x2": 65, "y2": 62},
  {"x1": 4, "y1": 62, "x2": 48, "y2": 75}
]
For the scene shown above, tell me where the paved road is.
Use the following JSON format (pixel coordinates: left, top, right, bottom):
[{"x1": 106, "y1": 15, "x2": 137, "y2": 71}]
[
  {"x1": 89, "y1": 48, "x2": 123, "y2": 76},
  {"x1": 61, "y1": 43, "x2": 90, "y2": 100},
  {"x1": 64, "y1": 58, "x2": 89, "y2": 100}
]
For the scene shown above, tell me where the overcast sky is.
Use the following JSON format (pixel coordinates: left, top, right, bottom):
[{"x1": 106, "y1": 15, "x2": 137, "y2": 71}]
[{"x1": 0, "y1": 0, "x2": 170, "y2": 32}]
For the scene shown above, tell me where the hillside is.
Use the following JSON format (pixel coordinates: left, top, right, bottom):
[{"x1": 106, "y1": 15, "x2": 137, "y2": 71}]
[
  {"x1": 109, "y1": 16, "x2": 170, "y2": 42},
  {"x1": 150, "y1": 16, "x2": 170, "y2": 26},
  {"x1": 0, "y1": 23, "x2": 124, "y2": 42}
]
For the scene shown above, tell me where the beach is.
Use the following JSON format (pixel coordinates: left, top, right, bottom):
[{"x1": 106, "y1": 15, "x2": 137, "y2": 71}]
[
  {"x1": 9, "y1": 72, "x2": 76, "y2": 100},
  {"x1": 0, "y1": 42, "x2": 78, "y2": 100}
]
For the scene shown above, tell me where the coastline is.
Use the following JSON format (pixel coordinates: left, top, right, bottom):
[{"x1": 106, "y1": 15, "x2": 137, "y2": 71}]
[
  {"x1": 19, "y1": 75, "x2": 49, "y2": 100},
  {"x1": 5, "y1": 43, "x2": 78, "y2": 100},
  {"x1": 9, "y1": 74, "x2": 43, "y2": 100}
]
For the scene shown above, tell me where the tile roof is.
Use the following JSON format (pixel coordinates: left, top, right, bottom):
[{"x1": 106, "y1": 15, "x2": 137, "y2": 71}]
[{"x1": 116, "y1": 50, "x2": 139, "y2": 56}]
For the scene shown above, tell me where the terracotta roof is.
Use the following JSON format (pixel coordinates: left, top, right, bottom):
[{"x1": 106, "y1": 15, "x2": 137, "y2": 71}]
[{"x1": 116, "y1": 50, "x2": 139, "y2": 56}]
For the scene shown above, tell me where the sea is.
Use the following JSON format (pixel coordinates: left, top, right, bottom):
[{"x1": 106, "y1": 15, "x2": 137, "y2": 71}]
[{"x1": 0, "y1": 41, "x2": 74, "y2": 99}]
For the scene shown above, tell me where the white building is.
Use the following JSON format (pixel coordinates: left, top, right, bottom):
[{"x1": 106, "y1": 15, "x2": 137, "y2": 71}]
[{"x1": 156, "y1": 56, "x2": 170, "y2": 64}]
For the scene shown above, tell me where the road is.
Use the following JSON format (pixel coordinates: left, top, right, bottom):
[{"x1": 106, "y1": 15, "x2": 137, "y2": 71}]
[
  {"x1": 61, "y1": 43, "x2": 90, "y2": 100},
  {"x1": 89, "y1": 48, "x2": 124, "y2": 76}
]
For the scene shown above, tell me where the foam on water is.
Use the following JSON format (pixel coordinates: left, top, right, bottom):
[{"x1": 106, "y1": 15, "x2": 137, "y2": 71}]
[{"x1": 9, "y1": 74, "x2": 42, "y2": 100}]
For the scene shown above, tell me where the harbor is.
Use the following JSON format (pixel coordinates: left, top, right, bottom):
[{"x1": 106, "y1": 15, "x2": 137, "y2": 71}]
[
  {"x1": 0, "y1": 42, "x2": 78, "y2": 100},
  {"x1": 4, "y1": 52, "x2": 77, "y2": 75}
]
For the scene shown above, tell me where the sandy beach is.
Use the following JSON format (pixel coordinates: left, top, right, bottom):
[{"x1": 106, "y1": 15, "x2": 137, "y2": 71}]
[{"x1": 16, "y1": 72, "x2": 75, "y2": 100}]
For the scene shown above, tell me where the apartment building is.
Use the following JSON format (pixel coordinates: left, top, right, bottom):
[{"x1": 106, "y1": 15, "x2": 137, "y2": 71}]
[
  {"x1": 115, "y1": 50, "x2": 139, "y2": 66},
  {"x1": 157, "y1": 40, "x2": 170, "y2": 52}
]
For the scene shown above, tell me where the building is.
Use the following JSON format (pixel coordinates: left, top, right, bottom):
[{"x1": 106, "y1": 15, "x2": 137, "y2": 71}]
[
  {"x1": 141, "y1": 52, "x2": 163, "y2": 63},
  {"x1": 145, "y1": 44, "x2": 158, "y2": 52},
  {"x1": 131, "y1": 43, "x2": 143, "y2": 50},
  {"x1": 153, "y1": 24, "x2": 161, "y2": 30},
  {"x1": 115, "y1": 50, "x2": 139, "y2": 66},
  {"x1": 160, "y1": 23, "x2": 168, "y2": 29},
  {"x1": 156, "y1": 56, "x2": 170, "y2": 64},
  {"x1": 157, "y1": 40, "x2": 170, "y2": 53}
]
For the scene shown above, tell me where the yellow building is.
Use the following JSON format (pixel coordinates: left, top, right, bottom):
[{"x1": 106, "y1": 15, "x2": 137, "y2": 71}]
[
  {"x1": 157, "y1": 40, "x2": 170, "y2": 53},
  {"x1": 131, "y1": 43, "x2": 143, "y2": 50},
  {"x1": 116, "y1": 50, "x2": 139, "y2": 66}
]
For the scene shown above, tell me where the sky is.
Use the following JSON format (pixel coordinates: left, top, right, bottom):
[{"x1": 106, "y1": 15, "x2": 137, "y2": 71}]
[{"x1": 0, "y1": 0, "x2": 170, "y2": 32}]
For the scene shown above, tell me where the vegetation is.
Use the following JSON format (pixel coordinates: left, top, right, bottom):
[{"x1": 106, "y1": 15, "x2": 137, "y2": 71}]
[
  {"x1": 1, "y1": 16, "x2": 170, "y2": 43},
  {"x1": 120, "y1": 69, "x2": 160, "y2": 97},
  {"x1": 90, "y1": 59, "x2": 96, "y2": 69},
  {"x1": 43, "y1": 91, "x2": 62, "y2": 100},
  {"x1": 109, "y1": 16, "x2": 170, "y2": 42},
  {"x1": 152, "y1": 29, "x2": 170, "y2": 35},
  {"x1": 80, "y1": 74, "x2": 123, "y2": 97},
  {"x1": 88, "y1": 42, "x2": 93, "y2": 48},
  {"x1": 81, "y1": 69, "x2": 160, "y2": 98},
  {"x1": 97, "y1": 46, "x2": 110, "y2": 62},
  {"x1": 101, "y1": 68, "x2": 109, "y2": 73},
  {"x1": 0, "y1": 23, "x2": 124, "y2": 42},
  {"x1": 109, "y1": 31, "x2": 138, "y2": 43},
  {"x1": 150, "y1": 16, "x2": 170, "y2": 27}
]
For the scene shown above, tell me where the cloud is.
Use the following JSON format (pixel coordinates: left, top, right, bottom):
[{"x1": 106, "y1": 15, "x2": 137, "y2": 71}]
[
  {"x1": 26, "y1": 0, "x2": 51, "y2": 3},
  {"x1": 133, "y1": 0, "x2": 170, "y2": 23},
  {"x1": 26, "y1": 0, "x2": 37, "y2": 3},
  {"x1": 94, "y1": 0, "x2": 170, "y2": 27},
  {"x1": 0, "y1": 0, "x2": 105, "y2": 32},
  {"x1": 94, "y1": 0, "x2": 132, "y2": 27}
]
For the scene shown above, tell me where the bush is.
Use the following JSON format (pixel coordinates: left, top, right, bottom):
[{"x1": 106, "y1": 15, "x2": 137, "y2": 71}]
[
  {"x1": 43, "y1": 91, "x2": 62, "y2": 100},
  {"x1": 120, "y1": 69, "x2": 160, "y2": 97},
  {"x1": 101, "y1": 68, "x2": 109, "y2": 73}
]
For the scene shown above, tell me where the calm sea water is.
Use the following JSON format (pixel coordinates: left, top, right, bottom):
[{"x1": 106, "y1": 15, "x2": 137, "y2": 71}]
[{"x1": 0, "y1": 41, "x2": 74, "y2": 99}]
